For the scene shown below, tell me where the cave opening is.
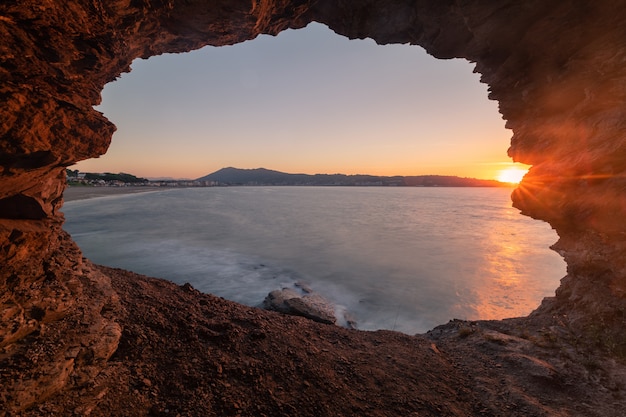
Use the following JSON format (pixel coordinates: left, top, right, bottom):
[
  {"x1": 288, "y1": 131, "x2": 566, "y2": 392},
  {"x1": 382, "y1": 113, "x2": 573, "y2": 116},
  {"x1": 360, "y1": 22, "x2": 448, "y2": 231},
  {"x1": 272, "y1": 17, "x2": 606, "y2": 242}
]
[
  {"x1": 76, "y1": 23, "x2": 521, "y2": 180},
  {"x1": 4, "y1": 2, "x2": 626, "y2": 413},
  {"x1": 64, "y1": 23, "x2": 564, "y2": 334}
]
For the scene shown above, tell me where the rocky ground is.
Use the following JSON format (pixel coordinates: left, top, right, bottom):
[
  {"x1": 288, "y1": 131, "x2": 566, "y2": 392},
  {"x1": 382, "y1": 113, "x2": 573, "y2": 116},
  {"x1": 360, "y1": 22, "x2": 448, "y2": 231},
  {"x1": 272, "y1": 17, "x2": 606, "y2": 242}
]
[
  {"x1": 2, "y1": 1, "x2": 626, "y2": 416},
  {"x1": 8, "y1": 263, "x2": 624, "y2": 417}
]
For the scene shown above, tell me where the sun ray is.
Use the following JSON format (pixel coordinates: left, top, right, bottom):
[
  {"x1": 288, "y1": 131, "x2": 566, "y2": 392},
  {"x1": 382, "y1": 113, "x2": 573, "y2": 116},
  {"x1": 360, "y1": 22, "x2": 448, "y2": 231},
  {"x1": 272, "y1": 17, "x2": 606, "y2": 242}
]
[{"x1": 497, "y1": 167, "x2": 529, "y2": 184}]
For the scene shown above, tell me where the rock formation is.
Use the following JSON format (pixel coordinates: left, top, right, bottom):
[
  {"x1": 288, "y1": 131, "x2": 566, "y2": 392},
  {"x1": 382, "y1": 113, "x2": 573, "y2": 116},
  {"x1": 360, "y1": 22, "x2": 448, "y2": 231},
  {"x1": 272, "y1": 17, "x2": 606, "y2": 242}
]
[
  {"x1": 1, "y1": 0, "x2": 626, "y2": 414},
  {"x1": 263, "y1": 283, "x2": 339, "y2": 325}
]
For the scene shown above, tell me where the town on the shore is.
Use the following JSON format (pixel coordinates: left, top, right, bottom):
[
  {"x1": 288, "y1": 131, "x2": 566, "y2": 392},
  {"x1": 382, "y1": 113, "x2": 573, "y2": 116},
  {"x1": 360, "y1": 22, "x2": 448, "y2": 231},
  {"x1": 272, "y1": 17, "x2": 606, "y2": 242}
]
[
  {"x1": 67, "y1": 167, "x2": 511, "y2": 188},
  {"x1": 66, "y1": 169, "x2": 217, "y2": 188}
]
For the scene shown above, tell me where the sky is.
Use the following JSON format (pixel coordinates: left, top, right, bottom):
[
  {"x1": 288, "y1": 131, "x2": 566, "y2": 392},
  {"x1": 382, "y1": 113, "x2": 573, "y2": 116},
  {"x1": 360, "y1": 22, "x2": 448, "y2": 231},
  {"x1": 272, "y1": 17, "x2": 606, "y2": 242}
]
[{"x1": 75, "y1": 22, "x2": 527, "y2": 181}]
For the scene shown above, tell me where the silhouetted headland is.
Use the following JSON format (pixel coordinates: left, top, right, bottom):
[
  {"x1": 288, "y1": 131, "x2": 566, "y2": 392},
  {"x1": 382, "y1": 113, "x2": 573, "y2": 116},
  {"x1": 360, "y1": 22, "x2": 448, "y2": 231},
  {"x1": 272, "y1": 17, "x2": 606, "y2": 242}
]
[{"x1": 197, "y1": 167, "x2": 509, "y2": 187}]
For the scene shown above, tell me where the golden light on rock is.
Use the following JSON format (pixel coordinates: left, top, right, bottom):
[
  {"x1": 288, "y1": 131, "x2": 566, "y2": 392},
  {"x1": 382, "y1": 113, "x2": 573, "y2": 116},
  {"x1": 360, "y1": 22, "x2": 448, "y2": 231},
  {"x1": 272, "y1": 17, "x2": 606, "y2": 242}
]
[{"x1": 3, "y1": 1, "x2": 626, "y2": 414}]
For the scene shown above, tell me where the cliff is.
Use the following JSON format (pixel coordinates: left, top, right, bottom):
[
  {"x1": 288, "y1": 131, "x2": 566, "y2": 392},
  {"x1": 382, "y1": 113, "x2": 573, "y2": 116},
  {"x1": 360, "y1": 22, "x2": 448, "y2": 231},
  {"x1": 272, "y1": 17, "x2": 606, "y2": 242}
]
[{"x1": 1, "y1": 1, "x2": 625, "y2": 415}]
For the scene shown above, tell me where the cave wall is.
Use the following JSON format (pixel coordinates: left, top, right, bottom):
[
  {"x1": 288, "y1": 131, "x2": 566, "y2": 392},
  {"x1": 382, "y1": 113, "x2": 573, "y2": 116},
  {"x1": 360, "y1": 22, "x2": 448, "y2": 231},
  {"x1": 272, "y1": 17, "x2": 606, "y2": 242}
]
[{"x1": 1, "y1": 0, "x2": 626, "y2": 410}]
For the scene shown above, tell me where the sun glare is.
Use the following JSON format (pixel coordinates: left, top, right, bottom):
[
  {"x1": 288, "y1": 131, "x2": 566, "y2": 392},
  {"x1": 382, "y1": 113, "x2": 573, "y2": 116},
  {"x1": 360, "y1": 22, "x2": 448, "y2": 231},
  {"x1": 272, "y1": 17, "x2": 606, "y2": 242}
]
[{"x1": 497, "y1": 167, "x2": 528, "y2": 184}]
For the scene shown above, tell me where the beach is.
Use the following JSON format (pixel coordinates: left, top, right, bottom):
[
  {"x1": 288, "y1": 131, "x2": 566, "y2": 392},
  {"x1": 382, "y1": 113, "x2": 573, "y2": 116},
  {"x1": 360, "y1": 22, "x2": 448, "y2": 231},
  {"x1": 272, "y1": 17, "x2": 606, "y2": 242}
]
[{"x1": 63, "y1": 186, "x2": 160, "y2": 202}]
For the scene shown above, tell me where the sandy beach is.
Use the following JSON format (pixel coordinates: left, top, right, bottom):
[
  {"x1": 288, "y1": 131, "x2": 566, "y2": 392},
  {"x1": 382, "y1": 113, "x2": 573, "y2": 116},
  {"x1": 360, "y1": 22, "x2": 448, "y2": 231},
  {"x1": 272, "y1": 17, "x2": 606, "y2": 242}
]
[{"x1": 63, "y1": 186, "x2": 160, "y2": 202}]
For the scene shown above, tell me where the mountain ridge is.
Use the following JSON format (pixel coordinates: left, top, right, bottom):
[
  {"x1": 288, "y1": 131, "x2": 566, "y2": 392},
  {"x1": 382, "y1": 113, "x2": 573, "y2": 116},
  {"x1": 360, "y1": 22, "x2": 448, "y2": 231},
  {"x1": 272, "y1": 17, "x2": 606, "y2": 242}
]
[{"x1": 197, "y1": 167, "x2": 509, "y2": 187}]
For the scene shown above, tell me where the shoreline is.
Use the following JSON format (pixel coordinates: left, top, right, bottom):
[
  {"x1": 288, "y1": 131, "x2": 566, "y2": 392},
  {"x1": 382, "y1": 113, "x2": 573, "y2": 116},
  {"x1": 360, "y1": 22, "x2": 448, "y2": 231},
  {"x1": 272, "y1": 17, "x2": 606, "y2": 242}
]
[{"x1": 63, "y1": 185, "x2": 162, "y2": 202}]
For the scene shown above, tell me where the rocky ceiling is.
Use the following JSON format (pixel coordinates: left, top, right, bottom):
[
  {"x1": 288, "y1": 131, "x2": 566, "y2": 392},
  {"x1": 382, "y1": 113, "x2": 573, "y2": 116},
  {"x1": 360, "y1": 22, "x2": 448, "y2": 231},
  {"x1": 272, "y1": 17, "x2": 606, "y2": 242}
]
[{"x1": 1, "y1": 0, "x2": 625, "y2": 411}]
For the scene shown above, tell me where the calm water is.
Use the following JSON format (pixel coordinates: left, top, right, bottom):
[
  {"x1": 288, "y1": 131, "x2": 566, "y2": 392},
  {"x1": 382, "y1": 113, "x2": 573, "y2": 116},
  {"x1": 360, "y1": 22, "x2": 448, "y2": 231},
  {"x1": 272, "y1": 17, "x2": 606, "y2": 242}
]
[{"x1": 62, "y1": 187, "x2": 565, "y2": 334}]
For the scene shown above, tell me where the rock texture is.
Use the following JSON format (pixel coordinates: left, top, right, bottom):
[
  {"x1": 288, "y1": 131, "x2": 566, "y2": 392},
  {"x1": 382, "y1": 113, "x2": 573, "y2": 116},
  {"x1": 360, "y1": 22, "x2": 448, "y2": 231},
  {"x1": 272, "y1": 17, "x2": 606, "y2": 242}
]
[
  {"x1": 1, "y1": 0, "x2": 626, "y2": 415},
  {"x1": 20, "y1": 265, "x2": 626, "y2": 416},
  {"x1": 263, "y1": 283, "x2": 339, "y2": 325}
]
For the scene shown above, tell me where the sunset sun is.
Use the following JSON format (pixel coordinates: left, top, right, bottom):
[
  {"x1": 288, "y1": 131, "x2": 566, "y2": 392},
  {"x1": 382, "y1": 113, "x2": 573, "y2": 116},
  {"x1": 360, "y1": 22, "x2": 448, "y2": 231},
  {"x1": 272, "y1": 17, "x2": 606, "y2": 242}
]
[{"x1": 497, "y1": 167, "x2": 528, "y2": 184}]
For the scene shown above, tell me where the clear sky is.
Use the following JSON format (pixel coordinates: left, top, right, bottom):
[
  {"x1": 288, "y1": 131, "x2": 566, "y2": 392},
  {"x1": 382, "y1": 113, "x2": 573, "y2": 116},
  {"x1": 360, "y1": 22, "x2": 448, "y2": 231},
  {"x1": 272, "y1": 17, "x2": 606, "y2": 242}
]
[{"x1": 75, "y1": 22, "x2": 526, "y2": 180}]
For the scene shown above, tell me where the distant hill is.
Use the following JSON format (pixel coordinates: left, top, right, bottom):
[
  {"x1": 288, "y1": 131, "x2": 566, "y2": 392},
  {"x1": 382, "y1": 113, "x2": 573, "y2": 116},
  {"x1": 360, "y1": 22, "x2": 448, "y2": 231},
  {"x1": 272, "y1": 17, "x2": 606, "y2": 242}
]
[{"x1": 197, "y1": 167, "x2": 507, "y2": 187}]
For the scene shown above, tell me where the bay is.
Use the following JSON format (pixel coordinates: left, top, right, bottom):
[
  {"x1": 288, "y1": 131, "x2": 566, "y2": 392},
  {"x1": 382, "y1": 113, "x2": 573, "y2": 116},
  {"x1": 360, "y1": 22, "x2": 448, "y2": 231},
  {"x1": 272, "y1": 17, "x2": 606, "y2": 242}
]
[{"x1": 62, "y1": 186, "x2": 565, "y2": 334}]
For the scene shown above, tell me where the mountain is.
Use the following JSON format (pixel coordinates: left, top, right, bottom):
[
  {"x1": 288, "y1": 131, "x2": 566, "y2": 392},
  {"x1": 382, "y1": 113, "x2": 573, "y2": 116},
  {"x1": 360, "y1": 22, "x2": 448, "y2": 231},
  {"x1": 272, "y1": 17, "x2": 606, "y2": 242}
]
[{"x1": 196, "y1": 167, "x2": 507, "y2": 187}]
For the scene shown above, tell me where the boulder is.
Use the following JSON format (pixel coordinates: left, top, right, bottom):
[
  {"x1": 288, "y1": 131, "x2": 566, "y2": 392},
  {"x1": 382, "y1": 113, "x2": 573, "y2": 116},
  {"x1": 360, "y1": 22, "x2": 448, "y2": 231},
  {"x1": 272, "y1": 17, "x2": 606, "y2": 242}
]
[{"x1": 263, "y1": 285, "x2": 337, "y2": 325}]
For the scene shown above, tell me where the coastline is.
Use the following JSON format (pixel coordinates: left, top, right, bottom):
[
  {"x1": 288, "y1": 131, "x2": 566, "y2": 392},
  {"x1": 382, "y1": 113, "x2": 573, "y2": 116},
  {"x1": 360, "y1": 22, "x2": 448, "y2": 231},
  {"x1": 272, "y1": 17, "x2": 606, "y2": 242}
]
[{"x1": 63, "y1": 186, "x2": 161, "y2": 202}]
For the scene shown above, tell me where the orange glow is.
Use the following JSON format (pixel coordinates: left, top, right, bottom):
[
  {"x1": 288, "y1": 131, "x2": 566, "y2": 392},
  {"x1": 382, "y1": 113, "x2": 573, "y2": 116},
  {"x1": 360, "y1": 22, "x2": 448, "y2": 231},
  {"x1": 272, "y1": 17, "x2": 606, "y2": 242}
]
[
  {"x1": 470, "y1": 211, "x2": 555, "y2": 320},
  {"x1": 497, "y1": 167, "x2": 529, "y2": 184},
  {"x1": 75, "y1": 23, "x2": 514, "y2": 181}
]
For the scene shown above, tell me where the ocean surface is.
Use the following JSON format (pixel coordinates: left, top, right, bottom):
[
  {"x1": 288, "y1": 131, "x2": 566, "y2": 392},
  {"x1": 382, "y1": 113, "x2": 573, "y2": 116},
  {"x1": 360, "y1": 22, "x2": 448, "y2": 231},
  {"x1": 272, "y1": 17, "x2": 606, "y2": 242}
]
[{"x1": 62, "y1": 186, "x2": 565, "y2": 334}]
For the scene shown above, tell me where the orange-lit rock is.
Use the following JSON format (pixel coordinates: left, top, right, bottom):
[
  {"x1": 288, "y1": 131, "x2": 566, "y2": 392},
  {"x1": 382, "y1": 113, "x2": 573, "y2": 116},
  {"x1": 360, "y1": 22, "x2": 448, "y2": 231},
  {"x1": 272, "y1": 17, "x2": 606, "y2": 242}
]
[{"x1": 1, "y1": 1, "x2": 625, "y2": 414}]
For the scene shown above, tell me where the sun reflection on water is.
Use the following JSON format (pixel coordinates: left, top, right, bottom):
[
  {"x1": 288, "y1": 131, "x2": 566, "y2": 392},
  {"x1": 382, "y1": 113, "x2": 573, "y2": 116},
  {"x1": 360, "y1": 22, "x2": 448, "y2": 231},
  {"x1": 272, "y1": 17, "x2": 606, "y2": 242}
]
[{"x1": 470, "y1": 212, "x2": 550, "y2": 320}]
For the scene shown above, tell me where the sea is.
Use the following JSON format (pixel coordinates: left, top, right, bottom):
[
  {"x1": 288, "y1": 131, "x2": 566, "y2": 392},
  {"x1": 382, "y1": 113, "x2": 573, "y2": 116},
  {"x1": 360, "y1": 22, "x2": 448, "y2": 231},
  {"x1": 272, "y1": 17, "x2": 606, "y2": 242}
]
[{"x1": 62, "y1": 186, "x2": 565, "y2": 335}]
